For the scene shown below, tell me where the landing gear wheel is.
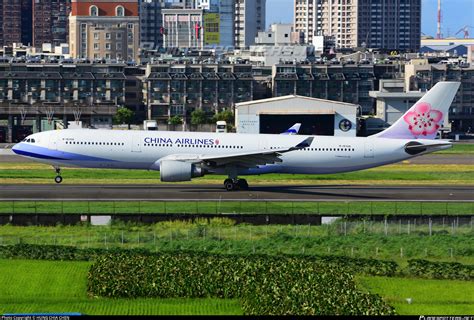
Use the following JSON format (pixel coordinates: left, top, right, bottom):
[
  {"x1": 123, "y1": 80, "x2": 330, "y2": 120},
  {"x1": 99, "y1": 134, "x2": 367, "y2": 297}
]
[
  {"x1": 224, "y1": 179, "x2": 236, "y2": 191},
  {"x1": 237, "y1": 179, "x2": 249, "y2": 190},
  {"x1": 53, "y1": 167, "x2": 62, "y2": 184}
]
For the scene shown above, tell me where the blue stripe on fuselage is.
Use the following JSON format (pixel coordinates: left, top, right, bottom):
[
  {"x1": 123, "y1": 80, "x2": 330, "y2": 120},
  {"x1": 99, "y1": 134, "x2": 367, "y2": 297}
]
[
  {"x1": 12, "y1": 143, "x2": 116, "y2": 162},
  {"x1": 13, "y1": 149, "x2": 66, "y2": 160}
]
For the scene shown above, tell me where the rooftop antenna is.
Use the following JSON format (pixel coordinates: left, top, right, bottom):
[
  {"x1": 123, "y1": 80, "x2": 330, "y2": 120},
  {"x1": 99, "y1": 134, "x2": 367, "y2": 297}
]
[{"x1": 436, "y1": 0, "x2": 443, "y2": 39}]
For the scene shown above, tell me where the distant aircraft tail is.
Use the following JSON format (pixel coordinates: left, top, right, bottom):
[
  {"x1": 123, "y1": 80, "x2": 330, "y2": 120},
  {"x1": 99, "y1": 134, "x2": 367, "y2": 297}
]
[
  {"x1": 281, "y1": 123, "x2": 301, "y2": 135},
  {"x1": 373, "y1": 82, "x2": 460, "y2": 140}
]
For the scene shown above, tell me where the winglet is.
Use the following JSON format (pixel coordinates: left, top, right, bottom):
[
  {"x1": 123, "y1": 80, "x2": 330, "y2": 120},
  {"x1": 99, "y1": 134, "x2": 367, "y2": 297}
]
[{"x1": 291, "y1": 137, "x2": 313, "y2": 150}]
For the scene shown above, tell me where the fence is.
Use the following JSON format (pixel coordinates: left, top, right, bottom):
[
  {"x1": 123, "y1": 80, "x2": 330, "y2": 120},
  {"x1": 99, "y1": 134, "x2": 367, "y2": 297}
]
[
  {"x1": 0, "y1": 220, "x2": 472, "y2": 260},
  {"x1": 0, "y1": 200, "x2": 473, "y2": 216}
]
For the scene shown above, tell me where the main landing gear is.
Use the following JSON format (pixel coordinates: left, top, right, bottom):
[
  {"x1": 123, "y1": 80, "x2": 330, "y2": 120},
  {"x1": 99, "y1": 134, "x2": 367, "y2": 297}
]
[
  {"x1": 224, "y1": 178, "x2": 249, "y2": 191},
  {"x1": 54, "y1": 167, "x2": 63, "y2": 184}
]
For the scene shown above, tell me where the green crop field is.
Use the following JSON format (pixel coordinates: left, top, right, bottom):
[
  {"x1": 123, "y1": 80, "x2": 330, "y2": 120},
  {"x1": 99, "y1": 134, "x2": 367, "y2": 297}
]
[
  {"x1": 0, "y1": 200, "x2": 472, "y2": 215},
  {"x1": 357, "y1": 276, "x2": 474, "y2": 315},
  {"x1": 0, "y1": 259, "x2": 242, "y2": 315},
  {"x1": 1, "y1": 259, "x2": 472, "y2": 315},
  {"x1": 0, "y1": 162, "x2": 473, "y2": 185},
  {"x1": 1, "y1": 221, "x2": 473, "y2": 263}
]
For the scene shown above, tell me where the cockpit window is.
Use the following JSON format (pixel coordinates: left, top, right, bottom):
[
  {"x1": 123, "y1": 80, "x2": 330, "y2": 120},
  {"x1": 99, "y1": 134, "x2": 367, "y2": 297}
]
[{"x1": 31, "y1": 139, "x2": 35, "y2": 143}]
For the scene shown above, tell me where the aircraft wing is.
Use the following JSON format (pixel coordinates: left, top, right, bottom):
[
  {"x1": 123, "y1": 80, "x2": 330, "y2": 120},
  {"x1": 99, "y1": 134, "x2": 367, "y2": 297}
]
[{"x1": 161, "y1": 137, "x2": 313, "y2": 169}]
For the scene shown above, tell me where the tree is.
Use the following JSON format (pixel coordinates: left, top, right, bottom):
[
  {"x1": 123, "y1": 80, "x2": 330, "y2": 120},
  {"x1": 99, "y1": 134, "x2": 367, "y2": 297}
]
[
  {"x1": 212, "y1": 109, "x2": 234, "y2": 123},
  {"x1": 190, "y1": 109, "x2": 208, "y2": 125},
  {"x1": 168, "y1": 115, "x2": 183, "y2": 125},
  {"x1": 113, "y1": 107, "x2": 134, "y2": 130}
]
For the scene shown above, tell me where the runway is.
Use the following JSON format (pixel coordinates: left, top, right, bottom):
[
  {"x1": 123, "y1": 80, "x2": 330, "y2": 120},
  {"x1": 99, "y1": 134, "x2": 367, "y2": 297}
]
[{"x1": 0, "y1": 184, "x2": 473, "y2": 201}]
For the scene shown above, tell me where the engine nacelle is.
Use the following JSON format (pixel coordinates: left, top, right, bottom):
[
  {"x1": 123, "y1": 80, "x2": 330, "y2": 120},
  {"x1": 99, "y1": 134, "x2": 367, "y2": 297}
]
[{"x1": 159, "y1": 160, "x2": 205, "y2": 182}]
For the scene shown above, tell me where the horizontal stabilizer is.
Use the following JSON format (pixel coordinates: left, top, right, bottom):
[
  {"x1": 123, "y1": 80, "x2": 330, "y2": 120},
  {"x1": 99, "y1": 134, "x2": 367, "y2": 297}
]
[{"x1": 404, "y1": 141, "x2": 452, "y2": 155}]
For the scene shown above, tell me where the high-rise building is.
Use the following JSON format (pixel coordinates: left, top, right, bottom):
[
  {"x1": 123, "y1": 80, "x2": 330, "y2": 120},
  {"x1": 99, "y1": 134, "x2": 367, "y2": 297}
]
[
  {"x1": 294, "y1": 0, "x2": 421, "y2": 51},
  {"x1": 162, "y1": 9, "x2": 204, "y2": 49},
  {"x1": 0, "y1": 2, "x2": 2, "y2": 47},
  {"x1": 294, "y1": 0, "x2": 318, "y2": 45},
  {"x1": 69, "y1": 0, "x2": 140, "y2": 61},
  {"x1": 139, "y1": 0, "x2": 167, "y2": 50},
  {"x1": 234, "y1": 0, "x2": 266, "y2": 49},
  {"x1": 194, "y1": 0, "x2": 218, "y2": 11},
  {"x1": 0, "y1": 0, "x2": 32, "y2": 47},
  {"x1": 33, "y1": 0, "x2": 72, "y2": 48},
  {"x1": 197, "y1": 0, "x2": 235, "y2": 47}
]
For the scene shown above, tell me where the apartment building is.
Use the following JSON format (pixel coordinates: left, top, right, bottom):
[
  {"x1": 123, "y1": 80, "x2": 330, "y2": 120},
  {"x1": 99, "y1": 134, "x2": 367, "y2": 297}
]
[
  {"x1": 143, "y1": 62, "x2": 254, "y2": 121},
  {"x1": 0, "y1": 0, "x2": 32, "y2": 47},
  {"x1": 272, "y1": 62, "x2": 380, "y2": 114},
  {"x1": 406, "y1": 60, "x2": 474, "y2": 131},
  {"x1": 162, "y1": 9, "x2": 205, "y2": 49},
  {"x1": 294, "y1": 0, "x2": 421, "y2": 51},
  {"x1": 33, "y1": 0, "x2": 72, "y2": 48},
  {"x1": 234, "y1": 0, "x2": 266, "y2": 49},
  {"x1": 139, "y1": 0, "x2": 167, "y2": 50},
  {"x1": 69, "y1": 0, "x2": 140, "y2": 61},
  {"x1": 0, "y1": 61, "x2": 132, "y2": 142}
]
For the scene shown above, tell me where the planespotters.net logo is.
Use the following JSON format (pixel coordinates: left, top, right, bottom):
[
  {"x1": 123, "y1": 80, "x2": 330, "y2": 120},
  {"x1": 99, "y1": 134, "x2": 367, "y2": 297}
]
[
  {"x1": 2, "y1": 314, "x2": 81, "y2": 320},
  {"x1": 419, "y1": 316, "x2": 474, "y2": 320}
]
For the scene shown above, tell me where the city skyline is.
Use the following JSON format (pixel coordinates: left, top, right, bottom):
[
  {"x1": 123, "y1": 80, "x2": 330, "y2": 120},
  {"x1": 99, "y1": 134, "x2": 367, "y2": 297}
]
[{"x1": 267, "y1": 0, "x2": 474, "y2": 38}]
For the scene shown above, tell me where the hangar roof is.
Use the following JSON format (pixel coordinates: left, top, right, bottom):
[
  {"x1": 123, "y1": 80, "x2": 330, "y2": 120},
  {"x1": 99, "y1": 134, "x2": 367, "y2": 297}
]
[{"x1": 235, "y1": 95, "x2": 358, "y2": 108}]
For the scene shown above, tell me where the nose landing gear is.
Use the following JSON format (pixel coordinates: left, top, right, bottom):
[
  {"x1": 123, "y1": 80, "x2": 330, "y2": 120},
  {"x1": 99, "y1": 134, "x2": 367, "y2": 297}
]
[{"x1": 54, "y1": 167, "x2": 63, "y2": 184}]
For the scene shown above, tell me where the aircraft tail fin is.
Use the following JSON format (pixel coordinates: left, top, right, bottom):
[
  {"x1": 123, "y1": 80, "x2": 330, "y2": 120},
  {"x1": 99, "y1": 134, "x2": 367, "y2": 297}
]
[
  {"x1": 373, "y1": 82, "x2": 460, "y2": 140},
  {"x1": 281, "y1": 123, "x2": 301, "y2": 135}
]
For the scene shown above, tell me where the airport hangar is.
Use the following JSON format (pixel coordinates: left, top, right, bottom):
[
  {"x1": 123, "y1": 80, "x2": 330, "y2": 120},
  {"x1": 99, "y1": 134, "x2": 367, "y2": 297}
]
[{"x1": 235, "y1": 95, "x2": 359, "y2": 137}]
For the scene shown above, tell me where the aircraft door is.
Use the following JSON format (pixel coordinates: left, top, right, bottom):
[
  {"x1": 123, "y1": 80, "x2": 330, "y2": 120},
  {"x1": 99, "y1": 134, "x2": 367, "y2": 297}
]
[
  {"x1": 131, "y1": 133, "x2": 142, "y2": 153},
  {"x1": 259, "y1": 137, "x2": 269, "y2": 150},
  {"x1": 48, "y1": 132, "x2": 58, "y2": 150},
  {"x1": 364, "y1": 141, "x2": 374, "y2": 158}
]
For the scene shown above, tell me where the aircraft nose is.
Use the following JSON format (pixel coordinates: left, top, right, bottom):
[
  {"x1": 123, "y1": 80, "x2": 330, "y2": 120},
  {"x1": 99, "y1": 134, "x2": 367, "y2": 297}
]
[{"x1": 11, "y1": 143, "x2": 21, "y2": 155}]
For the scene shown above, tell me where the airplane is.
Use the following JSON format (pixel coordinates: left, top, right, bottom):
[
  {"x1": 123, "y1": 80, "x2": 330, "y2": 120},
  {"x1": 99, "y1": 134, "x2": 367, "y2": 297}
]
[
  {"x1": 281, "y1": 123, "x2": 301, "y2": 135},
  {"x1": 12, "y1": 81, "x2": 460, "y2": 191}
]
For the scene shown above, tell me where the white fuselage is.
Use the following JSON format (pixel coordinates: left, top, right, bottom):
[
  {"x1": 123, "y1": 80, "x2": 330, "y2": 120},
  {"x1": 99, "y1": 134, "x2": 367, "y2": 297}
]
[{"x1": 13, "y1": 129, "x2": 448, "y2": 176}]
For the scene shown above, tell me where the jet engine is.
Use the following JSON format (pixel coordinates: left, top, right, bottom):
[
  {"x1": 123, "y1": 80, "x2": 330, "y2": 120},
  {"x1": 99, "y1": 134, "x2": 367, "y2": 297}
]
[{"x1": 159, "y1": 160, "x2": 205, "y2": 182}]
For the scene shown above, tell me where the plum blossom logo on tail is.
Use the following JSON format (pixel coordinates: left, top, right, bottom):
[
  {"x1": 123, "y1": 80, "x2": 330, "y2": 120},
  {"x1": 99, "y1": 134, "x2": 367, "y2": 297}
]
[{"x1": 403, "y1": 102, "x2": 443, "y2": 137}]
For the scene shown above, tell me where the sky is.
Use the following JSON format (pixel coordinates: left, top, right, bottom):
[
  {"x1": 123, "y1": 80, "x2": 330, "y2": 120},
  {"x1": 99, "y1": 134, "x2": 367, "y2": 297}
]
[{"x1": 266, "y1": 0, "x2": 474, "y2": 38}]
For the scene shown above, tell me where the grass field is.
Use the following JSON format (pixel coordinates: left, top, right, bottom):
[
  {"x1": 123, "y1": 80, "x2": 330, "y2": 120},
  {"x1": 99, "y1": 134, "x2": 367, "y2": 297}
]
[
  {"x1": 0, "y1": 162, "x2": 473, "y2": 185},
  {"x1": 436, "y1": 143, "x2": 474, "y2": 154},
  {"x1": 0, "y1": 200, "x2": 472, "y2": 215},
  {"x1": 357, "y1": 276, "x2": 474, "y2": 315},
  {"x1": 0, "y1": 259, "x2": 242, "y2": 315},
  {"x1": 1, "y1": 221, "x2": 473, "y2": 263}
]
